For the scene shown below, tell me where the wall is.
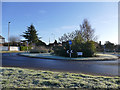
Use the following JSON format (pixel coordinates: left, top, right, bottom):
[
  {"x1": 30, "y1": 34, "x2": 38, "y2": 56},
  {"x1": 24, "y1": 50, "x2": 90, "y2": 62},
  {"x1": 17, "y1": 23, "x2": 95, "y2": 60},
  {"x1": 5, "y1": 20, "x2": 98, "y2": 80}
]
[
  {"x1": 9, "y1": 46, "x2": 20, "y2": 51},
  {"x1": 0, "y1": 46, "x2": 20, "y2": 51}
]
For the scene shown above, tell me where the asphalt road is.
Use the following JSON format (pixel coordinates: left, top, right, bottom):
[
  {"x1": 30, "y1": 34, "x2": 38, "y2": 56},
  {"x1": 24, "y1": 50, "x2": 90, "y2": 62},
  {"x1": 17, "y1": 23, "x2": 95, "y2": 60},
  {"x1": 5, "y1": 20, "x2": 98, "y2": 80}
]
[{"x1": 2, "y1": 53, "x2": 120, "y2": 76}]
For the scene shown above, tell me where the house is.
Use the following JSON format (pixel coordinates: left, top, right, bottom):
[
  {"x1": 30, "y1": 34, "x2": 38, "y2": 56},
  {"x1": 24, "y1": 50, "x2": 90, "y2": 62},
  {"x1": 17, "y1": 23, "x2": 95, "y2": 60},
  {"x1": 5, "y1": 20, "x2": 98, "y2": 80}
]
[
  {"x1": 0, "y1": 35, "x2": 5, "y2": 46},
  {"x1": 0, "y1": 35, "x2": 20, "y2": 51}
]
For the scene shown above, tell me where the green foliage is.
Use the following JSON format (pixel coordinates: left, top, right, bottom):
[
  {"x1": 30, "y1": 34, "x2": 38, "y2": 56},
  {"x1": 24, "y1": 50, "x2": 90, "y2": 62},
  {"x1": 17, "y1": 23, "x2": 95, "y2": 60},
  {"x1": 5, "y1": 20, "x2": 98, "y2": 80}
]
[
  {"x1": 55, "y1": 19, "x2": 96, "y2": 57},
  {"x1": 53, "y1": 41, "x2": 96, "y2": 57},
  {"x1": 81, "y1": 41, "x2": 96, "y2": 57},
  {"x1": 21, "y1": 24, "x2": 39, "y2": 45},
  {"x1": 53, "y1": 46, "x2": 69, "y2": 57},
  {"x1": 20, "y1": 46, "x2": 31, "y2": 51}
]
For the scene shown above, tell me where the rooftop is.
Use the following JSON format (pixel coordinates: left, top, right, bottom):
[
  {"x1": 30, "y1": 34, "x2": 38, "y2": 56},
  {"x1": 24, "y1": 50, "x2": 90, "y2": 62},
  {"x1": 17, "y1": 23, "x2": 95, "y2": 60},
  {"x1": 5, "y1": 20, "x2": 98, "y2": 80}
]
[{"x1": 0, "y1": 35, "x2": 5, "y2": 39}]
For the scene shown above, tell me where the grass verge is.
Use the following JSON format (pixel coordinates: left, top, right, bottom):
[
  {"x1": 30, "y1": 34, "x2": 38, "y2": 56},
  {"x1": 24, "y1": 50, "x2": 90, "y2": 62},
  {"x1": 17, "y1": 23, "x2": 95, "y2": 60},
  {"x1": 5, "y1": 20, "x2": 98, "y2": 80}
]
[
  {"x1": 0, "y1": 51, "x2": 25, "y2": 53},
  {"x1": 0, "y1": 67, "x2": 119, "y2": 89}
]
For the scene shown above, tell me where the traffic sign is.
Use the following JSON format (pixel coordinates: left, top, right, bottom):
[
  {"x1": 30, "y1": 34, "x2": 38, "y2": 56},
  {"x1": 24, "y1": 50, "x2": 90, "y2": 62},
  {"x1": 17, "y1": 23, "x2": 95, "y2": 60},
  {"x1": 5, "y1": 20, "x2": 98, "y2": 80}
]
[
  {"x1": 77, "y1": 52, "x2": 83, "y2": 56},
  {"x1": 67, "y1": 50, "x2": 69, "y2": 53},
  {"x1": 67, "y1": 50, "x2": 73, "y2": 53},
  {"x1": 69, "y1": 40, "x2": 72, "y2": 45},
  {"x1": 71, "y1": 50, "x2": 73, "y2": 53}
]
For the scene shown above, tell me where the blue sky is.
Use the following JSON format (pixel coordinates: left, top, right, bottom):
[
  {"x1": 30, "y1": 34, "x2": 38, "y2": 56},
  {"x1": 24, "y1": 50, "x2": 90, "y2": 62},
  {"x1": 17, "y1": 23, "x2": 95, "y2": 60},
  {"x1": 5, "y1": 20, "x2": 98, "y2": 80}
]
[{"x1": 2, "y1": 2, "x2": 118, "y2": 44}]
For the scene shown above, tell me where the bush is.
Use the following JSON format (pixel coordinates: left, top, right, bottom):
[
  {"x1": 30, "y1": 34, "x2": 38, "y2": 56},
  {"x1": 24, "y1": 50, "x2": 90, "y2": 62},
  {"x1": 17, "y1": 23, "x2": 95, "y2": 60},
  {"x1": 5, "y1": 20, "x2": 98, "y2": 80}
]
[
  {"x1": 53, "y1": 41, "x2": 96, "y2": 57},
  {"x1": 30, "y1": 46, "x2": 48, "y2": 53},
  {"x1": 48, "y1": 49, "x2": 54, "y2": 53},
  {"x1": 53, "y1": 46, "x2": 69, "y2": 57},
  {"x1": 20, "y1": 46, "x2": 31, "y2": 51},
  {"x1": 81, "y1": 41, "x2": 96, "y2": 57}
]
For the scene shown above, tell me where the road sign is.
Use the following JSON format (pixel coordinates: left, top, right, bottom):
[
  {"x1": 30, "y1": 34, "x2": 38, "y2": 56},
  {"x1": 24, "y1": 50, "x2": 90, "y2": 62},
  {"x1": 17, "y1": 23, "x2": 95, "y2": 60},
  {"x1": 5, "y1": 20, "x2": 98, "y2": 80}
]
[
  {"x1": 67, "y1": 50, "x2": 73, "y2": 54},
  {"x1": 69, "y1": 40, "x2": 72, "y2": 45},
  {"x1": 71, "y1": 50, "x2": 73, "y2": 53},
  {"x1": 67, "y1": 50, "x2": 69, "y2": 53},
  {"x1": 77, "y1": 52, "x2": 83, "y2": 56}
]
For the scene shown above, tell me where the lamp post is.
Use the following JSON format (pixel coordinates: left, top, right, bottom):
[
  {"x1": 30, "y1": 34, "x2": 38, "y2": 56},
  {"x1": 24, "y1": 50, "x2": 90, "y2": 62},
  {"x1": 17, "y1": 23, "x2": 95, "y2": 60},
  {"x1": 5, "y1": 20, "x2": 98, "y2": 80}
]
[{"x1": 8, "y1": 22, "x2": 10, "y2": 51}]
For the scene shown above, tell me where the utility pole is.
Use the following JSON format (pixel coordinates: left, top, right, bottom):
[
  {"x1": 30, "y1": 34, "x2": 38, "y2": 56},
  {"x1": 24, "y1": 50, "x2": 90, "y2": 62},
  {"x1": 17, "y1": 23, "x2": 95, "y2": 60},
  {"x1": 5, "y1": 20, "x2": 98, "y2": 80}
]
[{"x1": 8, "y1": 22, "x2": 10, "y2": 51}]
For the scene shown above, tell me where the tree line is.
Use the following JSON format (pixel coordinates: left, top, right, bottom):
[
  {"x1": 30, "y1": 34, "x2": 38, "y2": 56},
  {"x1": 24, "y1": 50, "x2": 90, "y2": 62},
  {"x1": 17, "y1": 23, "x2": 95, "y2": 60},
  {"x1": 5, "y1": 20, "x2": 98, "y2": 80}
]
[{"x1": 4, "y1": 19, "x2": 120, "y2": 57}]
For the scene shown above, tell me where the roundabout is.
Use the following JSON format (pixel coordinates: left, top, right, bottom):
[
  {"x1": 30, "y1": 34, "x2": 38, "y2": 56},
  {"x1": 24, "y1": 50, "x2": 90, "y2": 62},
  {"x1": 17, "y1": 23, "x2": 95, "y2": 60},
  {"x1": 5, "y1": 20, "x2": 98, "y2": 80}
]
[
  {"x1": 19, "y1": 53, "x2": 118, "y2": 61},
  {"x1": 2, "y1": 53, "x2": 119, "y2": 76}
]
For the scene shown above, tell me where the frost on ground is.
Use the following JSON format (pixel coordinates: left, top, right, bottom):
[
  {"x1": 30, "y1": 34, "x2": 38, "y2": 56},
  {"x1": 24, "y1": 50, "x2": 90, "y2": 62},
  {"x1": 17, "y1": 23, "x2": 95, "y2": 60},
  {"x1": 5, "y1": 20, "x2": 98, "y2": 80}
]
[{"x1": 0, "y1": 67, "x2": 119, "y2": 89}]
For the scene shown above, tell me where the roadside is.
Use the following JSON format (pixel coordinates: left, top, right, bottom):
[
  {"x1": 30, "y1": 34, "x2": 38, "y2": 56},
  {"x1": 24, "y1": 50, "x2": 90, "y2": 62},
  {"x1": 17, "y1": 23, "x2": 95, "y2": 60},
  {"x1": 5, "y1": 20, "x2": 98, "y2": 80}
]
[
  {"x1": 1, "y1": 67, "x2": 119, "y2": 88},
  {"x1": 19, "y1": 53, "x2": 119, "y2": 61},
  {"x1": 0, "y1": 51, "x2": 25, "y2": 53}
]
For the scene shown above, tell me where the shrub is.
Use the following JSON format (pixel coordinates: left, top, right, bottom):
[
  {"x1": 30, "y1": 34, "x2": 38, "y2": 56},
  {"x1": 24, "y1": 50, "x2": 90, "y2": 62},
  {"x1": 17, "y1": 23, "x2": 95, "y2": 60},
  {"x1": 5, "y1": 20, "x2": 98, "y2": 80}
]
[
  {"x1": 53, "y1": 45, "x2": 69, "y2": 57},
  {"x1": 20, "y1": 46, "x2": 31, "y2": 51},
  {"x1": 48, "y1": 49, "x2": 54, "y2": 53},
  {"x1": 81, "y1": 41, "x2": 96, "y2": 57},
  {"x1": 53, "y1": 41, "x2": 96, "y2": 57},
  {"x1": 30, "y1": 46, "x2": 48, "y2": 53}
]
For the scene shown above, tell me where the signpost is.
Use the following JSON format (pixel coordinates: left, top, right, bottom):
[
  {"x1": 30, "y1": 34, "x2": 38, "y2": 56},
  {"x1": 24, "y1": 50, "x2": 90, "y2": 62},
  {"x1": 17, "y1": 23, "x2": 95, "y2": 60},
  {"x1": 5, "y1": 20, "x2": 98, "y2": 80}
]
[
  {"x1": 67, "y1": 50, "x2": 69, "y2": 54},
  {"x1": 69, "y1": 40, "x2": 72, "y2": 45},
  {"x1": 69, "y1": 40, "x2": 72, "y2": 59}
]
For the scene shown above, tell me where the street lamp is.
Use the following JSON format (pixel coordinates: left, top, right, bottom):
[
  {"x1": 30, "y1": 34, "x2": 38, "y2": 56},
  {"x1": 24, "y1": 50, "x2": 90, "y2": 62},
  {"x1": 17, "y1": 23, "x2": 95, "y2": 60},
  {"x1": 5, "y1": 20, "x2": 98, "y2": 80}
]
[{"x1": 8, "y1": 22, "x2": 10, "y2": 51}]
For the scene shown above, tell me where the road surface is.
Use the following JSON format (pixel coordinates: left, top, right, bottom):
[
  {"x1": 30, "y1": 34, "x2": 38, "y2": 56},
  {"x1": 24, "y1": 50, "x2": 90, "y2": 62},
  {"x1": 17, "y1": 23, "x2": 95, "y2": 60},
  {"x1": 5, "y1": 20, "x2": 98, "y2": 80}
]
[{"x1": 2, "y1": 53, "x2": 120, "y2": 76}]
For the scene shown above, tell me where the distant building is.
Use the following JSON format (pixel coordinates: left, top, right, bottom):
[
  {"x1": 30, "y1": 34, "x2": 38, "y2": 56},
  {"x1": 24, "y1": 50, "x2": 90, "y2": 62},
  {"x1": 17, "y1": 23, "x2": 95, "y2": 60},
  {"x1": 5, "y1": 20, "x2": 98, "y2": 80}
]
[
  {"x1": 0, "y1": 35, "x2": 5, "y2": 46},
  {"x1": 0, "y1": 35, "x2": 20, "y2": 51}
]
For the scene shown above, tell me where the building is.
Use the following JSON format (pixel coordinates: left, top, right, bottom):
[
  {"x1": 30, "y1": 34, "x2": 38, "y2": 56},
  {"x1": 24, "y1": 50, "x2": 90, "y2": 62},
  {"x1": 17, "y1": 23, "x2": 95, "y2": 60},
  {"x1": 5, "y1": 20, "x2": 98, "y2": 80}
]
[
  {"x1": 0, "y1": 35, "x2": 20, "y2": 51},
  {"x1": 0, "y1": 35, "x2": 5, "y2": 46}
]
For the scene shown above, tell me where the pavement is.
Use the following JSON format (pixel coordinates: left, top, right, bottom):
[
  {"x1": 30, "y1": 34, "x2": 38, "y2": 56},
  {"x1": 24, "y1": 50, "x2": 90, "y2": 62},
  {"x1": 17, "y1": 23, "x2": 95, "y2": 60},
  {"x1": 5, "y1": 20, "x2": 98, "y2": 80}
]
[{"x1": 19, "y1": 53, "x2": 119, "y2": 61}]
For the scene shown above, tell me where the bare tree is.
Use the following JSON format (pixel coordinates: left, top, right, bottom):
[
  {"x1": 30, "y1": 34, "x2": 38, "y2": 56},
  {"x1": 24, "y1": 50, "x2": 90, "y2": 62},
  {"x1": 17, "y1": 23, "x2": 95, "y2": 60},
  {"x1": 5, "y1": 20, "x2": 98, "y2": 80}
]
[
  {"x1": 79, "y1": 19, "x2": 97, "y2": 42},
  {"x1": 59, "y1": 19, "x2": 97, "y2": 43},
  {"x1": 59, "y1": 31, "x2": 76, "y2": 42}
]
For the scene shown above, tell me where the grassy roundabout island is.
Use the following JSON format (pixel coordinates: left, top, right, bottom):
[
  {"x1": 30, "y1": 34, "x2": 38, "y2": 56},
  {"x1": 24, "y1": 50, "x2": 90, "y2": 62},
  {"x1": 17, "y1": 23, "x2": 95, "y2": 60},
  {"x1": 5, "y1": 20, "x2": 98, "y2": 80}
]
[
  {"x1": 0, "y1": 67, "x2": 119, "y2": 89},
  {"x1": 19, "y1": 53, "x2": 118, "y2": 61}
]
